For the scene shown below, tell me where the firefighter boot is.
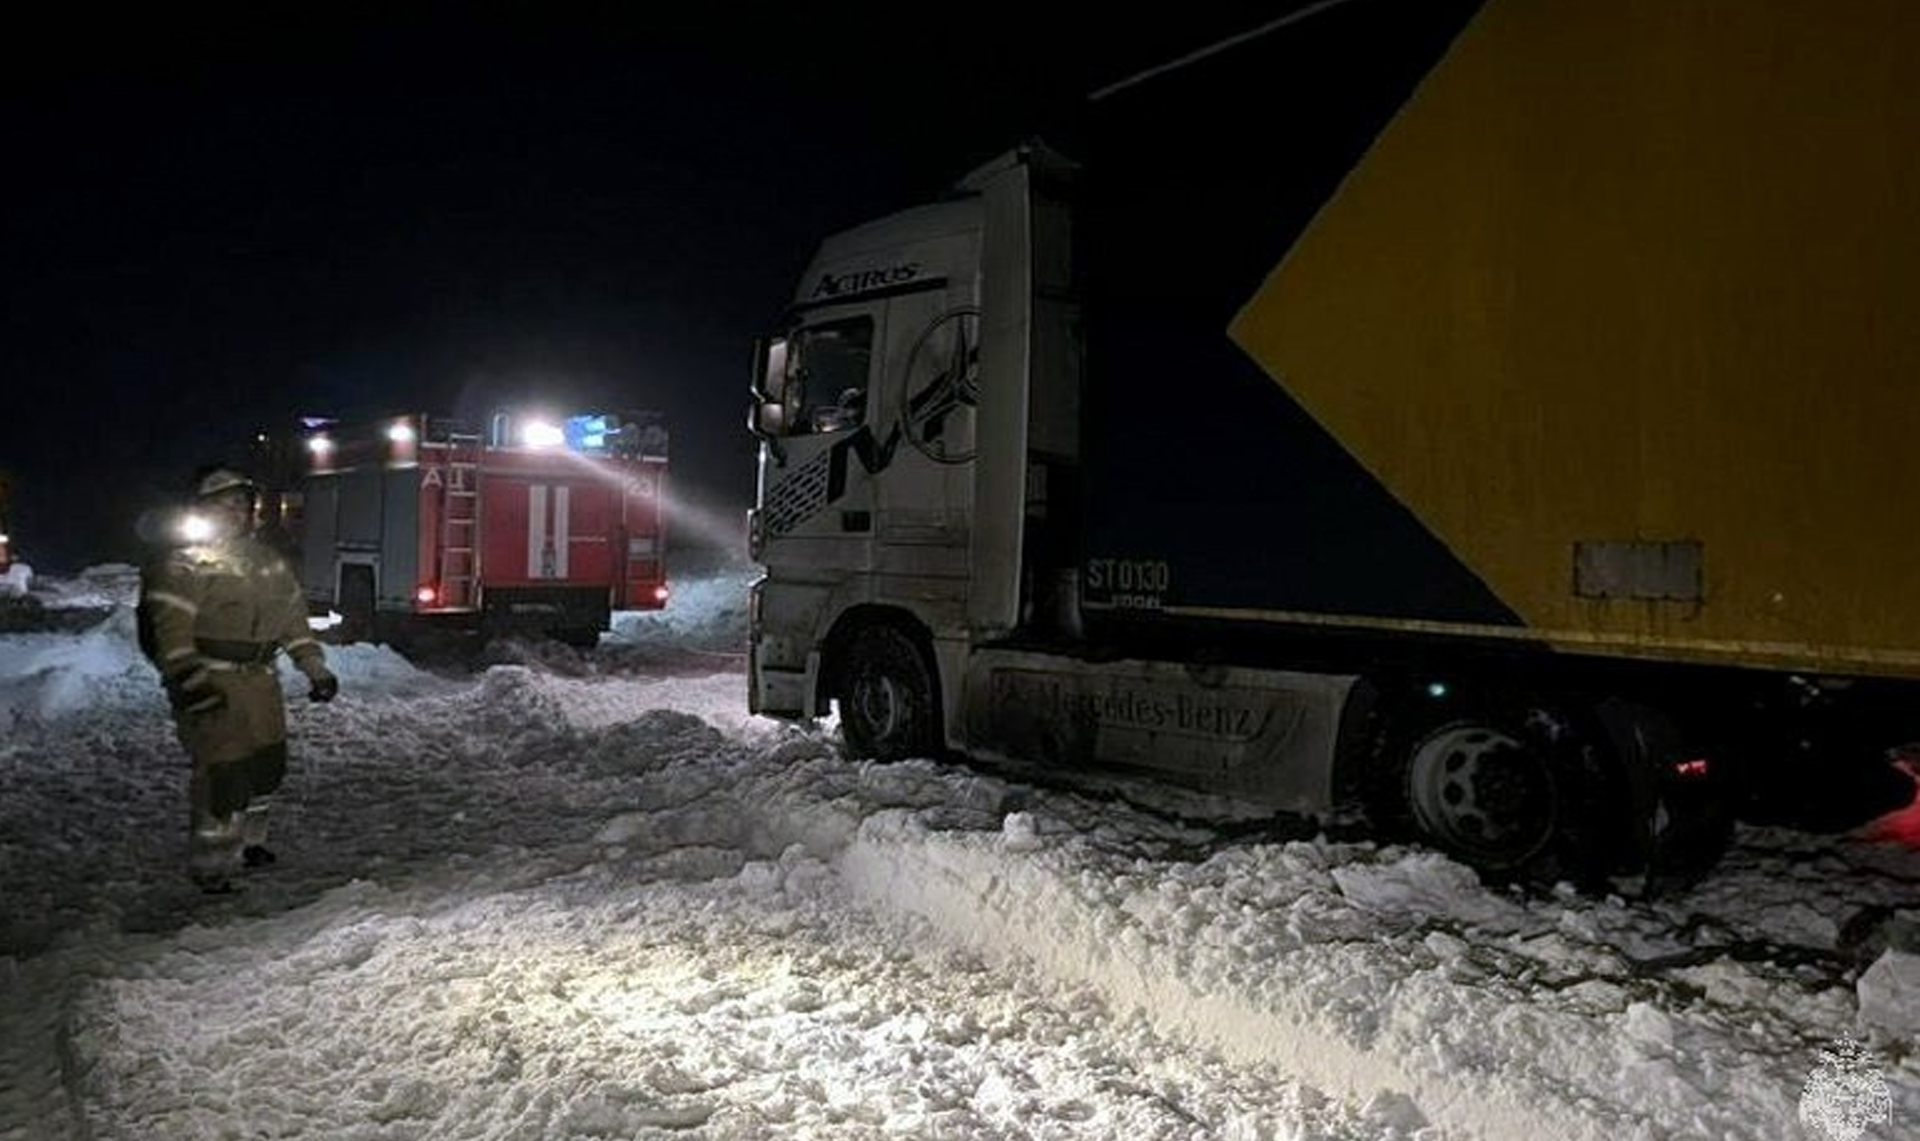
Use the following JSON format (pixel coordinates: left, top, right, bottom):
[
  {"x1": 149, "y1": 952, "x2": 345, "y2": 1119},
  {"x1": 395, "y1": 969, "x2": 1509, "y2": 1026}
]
[
  {"x1": 240, "y1": 797, "x2": 276, "y2": 868},
  {"x1": 189, "y1": 814, "x2": 243, "y2": 893},
  {"x1": 188, "y1": 769, "x2": 244, "y2": 893}
]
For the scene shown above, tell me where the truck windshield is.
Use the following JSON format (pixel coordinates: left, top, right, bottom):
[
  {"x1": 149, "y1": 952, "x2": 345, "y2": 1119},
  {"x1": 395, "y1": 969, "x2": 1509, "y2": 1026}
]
[{"x1": 790, "y1": 318, "x2": 873, "y2": 434}]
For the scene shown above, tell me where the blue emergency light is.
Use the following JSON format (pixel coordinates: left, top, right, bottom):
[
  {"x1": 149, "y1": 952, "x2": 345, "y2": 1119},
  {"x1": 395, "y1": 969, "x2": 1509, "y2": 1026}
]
[{"x1": 564, "y1": 415, "x2": 613, "y2": 453}]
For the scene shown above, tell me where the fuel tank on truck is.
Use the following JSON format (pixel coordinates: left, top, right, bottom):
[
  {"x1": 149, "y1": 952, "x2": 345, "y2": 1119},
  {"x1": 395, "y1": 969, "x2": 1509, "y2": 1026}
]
[{"x1": 1078, "y1": 0, "x2": 1920, "y2": 680}]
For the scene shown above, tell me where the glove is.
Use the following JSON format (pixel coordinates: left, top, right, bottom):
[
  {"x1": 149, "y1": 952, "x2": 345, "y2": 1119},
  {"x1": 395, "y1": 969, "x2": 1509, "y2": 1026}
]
[
  {"x1": 168, "y1": 669, "x2": 225, "y2": 715},
  {"x1": 308, "y1": 670, "x2": 339, "y2": 704}
]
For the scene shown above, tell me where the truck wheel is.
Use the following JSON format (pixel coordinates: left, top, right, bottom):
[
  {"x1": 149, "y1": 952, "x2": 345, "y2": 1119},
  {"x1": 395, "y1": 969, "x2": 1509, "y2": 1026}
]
[
  {"x1": 338, "y1": 567, "x2": 375, "y2": 645},
  {"x1": 553, "y1": 627, "x2": 601, "y2": 650},
  {"x1": 1391, "y1": 706, "x2": 1623, "y2": 885},
  {"x1": 835, "y1": 624, "x2": 940, "y2": 761}
]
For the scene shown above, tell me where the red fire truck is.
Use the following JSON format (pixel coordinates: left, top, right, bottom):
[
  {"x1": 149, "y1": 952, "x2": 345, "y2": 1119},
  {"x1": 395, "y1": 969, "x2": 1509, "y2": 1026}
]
[{"x1": 290, "y1": 411, "x2": 668, "y2": 646}]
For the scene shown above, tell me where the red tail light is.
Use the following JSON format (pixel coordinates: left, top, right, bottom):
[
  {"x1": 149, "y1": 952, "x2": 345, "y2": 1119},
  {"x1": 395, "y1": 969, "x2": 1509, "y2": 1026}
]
[
  {"x1": 415, "y1": 585, "x2": 438, "y2": 606},
  {"x1": 653, "y1": 585, "x2": 670, "y2": 603},
  {"x1": 1673, "y1": 758, "x2": 1711, "y2": 778}
]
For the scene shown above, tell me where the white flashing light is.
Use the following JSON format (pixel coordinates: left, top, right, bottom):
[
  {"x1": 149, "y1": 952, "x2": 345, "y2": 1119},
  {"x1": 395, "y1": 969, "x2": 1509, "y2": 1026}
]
[
  {"x1": 179, "y1": 513, "x2": 216, "y2": 543},
  {"x1": 307, "y1": 435, "x2": 335, "y2": 456},
  {"x1": 387, "y1": 421, "x2": 418, "y2": 444},
  {"x1": 522, "y1": 420, "x2": 564, "y2": 448}
]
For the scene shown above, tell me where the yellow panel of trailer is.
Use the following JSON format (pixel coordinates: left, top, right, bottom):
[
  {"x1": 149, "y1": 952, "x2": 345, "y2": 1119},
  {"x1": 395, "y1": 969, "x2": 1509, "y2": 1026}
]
[{"x1": 1229, "y1": 0, "x2": 1920, "y2": 676}]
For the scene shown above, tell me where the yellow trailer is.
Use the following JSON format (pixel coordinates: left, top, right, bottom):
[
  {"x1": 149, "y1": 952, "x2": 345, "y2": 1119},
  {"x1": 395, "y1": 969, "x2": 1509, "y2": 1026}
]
[{"x1": 1232, "y1": 0, "x2": 1920, "y2": 679}]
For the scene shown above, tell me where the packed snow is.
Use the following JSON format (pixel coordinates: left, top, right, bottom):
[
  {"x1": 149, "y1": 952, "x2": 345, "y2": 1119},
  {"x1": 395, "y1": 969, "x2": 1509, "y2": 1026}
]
[{"x1": 1, "y1": 557, "x2": 1915, "y2": 1140}]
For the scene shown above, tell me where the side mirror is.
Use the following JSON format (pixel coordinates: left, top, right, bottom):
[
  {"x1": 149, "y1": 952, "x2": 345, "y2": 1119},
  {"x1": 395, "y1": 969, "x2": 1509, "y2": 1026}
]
[
  {"x1": 748, "y1": 400, "x2": 788, "y2": 439},
  {"x1": 750, "y1": 336, "x2": 791, "y2": 403},
  {"x1": 748, "y1": 400, "x2": 788, "y2": 466}
]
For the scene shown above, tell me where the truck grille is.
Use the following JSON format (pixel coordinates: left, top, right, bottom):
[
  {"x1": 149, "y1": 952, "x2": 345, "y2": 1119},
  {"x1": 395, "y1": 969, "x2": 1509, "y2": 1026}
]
[{"x1": 762, "y1": 450, "x2": 833, "y2": 536}]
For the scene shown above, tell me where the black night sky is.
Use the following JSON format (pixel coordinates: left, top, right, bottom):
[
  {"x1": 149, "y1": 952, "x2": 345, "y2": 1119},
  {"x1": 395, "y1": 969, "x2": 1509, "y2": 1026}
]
[{"x1": 1, "y1": 7, "x2": 1296, "y2": 571}]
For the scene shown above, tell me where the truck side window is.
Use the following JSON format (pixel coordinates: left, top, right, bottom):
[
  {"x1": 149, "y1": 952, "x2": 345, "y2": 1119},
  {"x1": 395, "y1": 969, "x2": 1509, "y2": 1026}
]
[{"x1": 791, "y1": 318, "x2": 873, "y2": 434}]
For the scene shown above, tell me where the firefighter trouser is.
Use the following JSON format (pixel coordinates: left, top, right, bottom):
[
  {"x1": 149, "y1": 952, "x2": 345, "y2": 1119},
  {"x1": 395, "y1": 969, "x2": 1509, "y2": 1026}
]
[{"x1": 175, "y1": 664, "x2": 289, "y2": 882}]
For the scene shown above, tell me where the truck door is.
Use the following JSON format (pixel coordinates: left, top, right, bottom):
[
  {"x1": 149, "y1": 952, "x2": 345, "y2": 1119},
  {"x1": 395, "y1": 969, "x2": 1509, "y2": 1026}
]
[
  {"x1": 619, "y1": 465, "x2": 666, "y2": 608},
  {"x1": 754, "y1": 312, "x2": 883, "y2": 545},
  {"x1": 561, "y1": 479, "x2": 616, "y2": 585},
  {"x1": 481, "y1": 477, "x2": 536, "y2": 582}
]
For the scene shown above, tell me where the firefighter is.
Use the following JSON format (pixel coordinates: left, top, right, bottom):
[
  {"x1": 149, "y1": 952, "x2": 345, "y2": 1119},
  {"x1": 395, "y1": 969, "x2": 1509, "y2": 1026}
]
[{"x1": 139, "y1": 466, "x2": 339, "y2": 893}]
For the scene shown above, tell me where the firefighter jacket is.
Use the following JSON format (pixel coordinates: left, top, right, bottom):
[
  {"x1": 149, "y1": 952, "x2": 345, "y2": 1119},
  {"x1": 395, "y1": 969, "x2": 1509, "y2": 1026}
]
[{"x1": 140, "y1": 533, "x2": 331, "y2": 766}]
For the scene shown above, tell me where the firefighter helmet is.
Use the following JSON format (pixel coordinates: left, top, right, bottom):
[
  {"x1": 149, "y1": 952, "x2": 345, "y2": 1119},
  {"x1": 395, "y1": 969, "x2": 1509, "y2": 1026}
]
[{"x1": 192, "y1": 466, "x2": 257, "y2": 500}]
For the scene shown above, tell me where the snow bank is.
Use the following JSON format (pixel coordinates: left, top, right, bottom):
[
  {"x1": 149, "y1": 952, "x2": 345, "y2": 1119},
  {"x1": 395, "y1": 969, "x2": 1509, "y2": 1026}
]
[
  {"x1": 33, "y1": 563, "x2": 137, "y2": 609},
  {"x1": 602, "y1": 558, "x2": 752, "y2": 665},
  {"x1": 0, "y1": 606, "x2": 153, "y2": 721},
  {"x1": 0, "y1": 563, "x2": 30, "y2": 597},
  {"x1": 838, "y1": 812, "x2": 1919, "y2": 1141},
  {"x1": 316, "y1": 638, "x2": 456, "y2": 701}
]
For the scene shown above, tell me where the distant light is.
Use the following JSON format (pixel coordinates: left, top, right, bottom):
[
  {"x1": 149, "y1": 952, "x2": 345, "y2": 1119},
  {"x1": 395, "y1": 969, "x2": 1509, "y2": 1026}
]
[
  {"x1": 255, "y1": 433, "x2": 268, "y2": 443},
  {"x1": 1426, "y1": 681, "x2": 1450, "y2": 700},
  {"x1": 307, "y1": 435, "x2": 335, "y2": 456},
  {"x1": 179, "y1": 513, "x2": 216, "y2": 543},
  {"x1": 387, "y1": 421, "x2": 417, "y2": 444},
  {"x1": 415, "y1": 584, "x2": 438, "y2": 606},
  {"x1": 522, "y1": 421, "x2": 564, "y2": 448},
  {"x1": 1673, "y1": 758, "x2": 1711, "y2": 778}
]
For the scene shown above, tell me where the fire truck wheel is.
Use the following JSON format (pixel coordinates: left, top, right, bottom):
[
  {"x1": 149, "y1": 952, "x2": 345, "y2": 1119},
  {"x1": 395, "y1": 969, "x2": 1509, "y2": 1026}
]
[
  {"x1": 835, "y1": 623, "x2": 941, "y2": 762},
  {"x1": 554, "y1": 628, "x2": 601, "y2": 650},
  {"x1": 338, "y1": 567, "x2": 376, "y2": 646}
]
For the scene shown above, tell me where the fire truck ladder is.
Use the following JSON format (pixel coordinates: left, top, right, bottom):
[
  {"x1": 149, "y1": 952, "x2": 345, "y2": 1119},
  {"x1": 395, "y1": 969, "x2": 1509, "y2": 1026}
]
[{"x1": 438, "y1": 432, "x2": 483, "y2": 610}]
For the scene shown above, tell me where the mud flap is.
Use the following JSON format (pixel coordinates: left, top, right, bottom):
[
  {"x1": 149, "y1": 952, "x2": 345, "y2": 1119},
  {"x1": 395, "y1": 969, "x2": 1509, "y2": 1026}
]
[{"x1": 1594, "y1": 698, "x2": 1734, "y2": 895}]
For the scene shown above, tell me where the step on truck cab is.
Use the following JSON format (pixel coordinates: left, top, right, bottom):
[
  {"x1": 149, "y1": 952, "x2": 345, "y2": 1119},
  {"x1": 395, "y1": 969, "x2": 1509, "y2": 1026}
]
[{"x1": 746, "y1": 0, "x2": 1920, "y2": 887}]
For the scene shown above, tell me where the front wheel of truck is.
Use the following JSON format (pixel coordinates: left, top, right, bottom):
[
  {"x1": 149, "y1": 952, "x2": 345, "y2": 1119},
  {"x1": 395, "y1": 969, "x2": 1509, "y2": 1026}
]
[{"x1": 834, "y1": 623, "x2": 941, "y2": 762}]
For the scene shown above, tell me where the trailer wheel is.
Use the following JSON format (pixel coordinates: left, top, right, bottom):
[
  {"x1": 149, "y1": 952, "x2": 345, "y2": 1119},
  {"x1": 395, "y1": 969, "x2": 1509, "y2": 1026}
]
[
  {"x1": 834, "y1": 623, "x2": 941, "y2": 761},
  {"x1": 1386, "y1": 705, "x2": 1624, "y2": 885}
]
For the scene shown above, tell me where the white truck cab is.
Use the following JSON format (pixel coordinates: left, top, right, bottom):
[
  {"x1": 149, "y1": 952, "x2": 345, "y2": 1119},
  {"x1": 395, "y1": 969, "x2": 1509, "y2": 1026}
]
[{"x1": 748, "y1": 146, "x2": 1357, "y2": 822}]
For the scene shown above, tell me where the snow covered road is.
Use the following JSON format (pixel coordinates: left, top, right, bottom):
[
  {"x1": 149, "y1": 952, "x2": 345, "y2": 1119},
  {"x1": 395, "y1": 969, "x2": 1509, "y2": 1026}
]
[{"x1": 1, "y1": 565, "x2": 1914, "y2": 1140}]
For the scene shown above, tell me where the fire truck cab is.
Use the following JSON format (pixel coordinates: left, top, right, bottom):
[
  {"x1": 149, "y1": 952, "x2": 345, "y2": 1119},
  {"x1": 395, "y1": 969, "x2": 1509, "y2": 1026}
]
[{"x1": 291, "y1": 411, "x2": 668, "y2": 646}]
